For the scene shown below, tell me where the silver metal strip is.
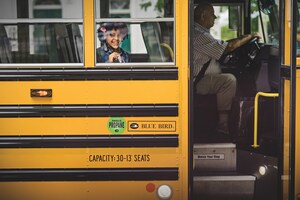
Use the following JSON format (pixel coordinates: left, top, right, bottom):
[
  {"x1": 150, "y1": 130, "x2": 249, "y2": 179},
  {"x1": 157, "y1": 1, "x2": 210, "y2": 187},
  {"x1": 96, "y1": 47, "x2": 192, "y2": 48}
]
[
  {"x1": 0, "y1": 63, "x2": 84, "y2": 68},
  {"x1": 96, "y1": 62, "x2": 175, "y2": 67},
  {"x1": 194, "y1": 176, "x2": 256, "y2": 181},
  {"x1": 95, "y1": 18, "x2": 175, "y2": 23},
  {"x1": 0, "y1": 19, "x2": 83, "y2": 24},
  {"x1": 194, "y1": 143, "x2": 236, "y2": 149}
]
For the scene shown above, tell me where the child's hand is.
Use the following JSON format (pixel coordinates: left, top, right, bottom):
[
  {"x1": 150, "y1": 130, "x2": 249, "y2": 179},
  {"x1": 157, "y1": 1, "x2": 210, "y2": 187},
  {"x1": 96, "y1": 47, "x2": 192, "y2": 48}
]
[{"x1": 109, "y1": 52, "x2": 121, "y2": 63}]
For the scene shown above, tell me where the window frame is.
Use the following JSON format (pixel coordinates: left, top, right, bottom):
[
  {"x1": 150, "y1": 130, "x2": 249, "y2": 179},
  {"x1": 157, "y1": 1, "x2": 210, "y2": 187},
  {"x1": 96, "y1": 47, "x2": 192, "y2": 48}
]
[
  {"x1": 94, "y1": 0, "x2": 176, "y2": 67},
  {"x1": 0, "y1": 0, "x2": 84, "y2": 68}
]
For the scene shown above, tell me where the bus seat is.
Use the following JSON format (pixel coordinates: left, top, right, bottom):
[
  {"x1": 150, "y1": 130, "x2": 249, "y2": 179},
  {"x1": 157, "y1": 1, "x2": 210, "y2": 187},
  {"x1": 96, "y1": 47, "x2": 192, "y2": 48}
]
[
  {"x1": 129, "y1": 53, "x2": 149, "y2": 62},
  {"x1": 194, "y1": 94, "x2": 218, "y2": 136},
  {"x1": 140, "y1": 22, "x2": 173, "y2": 62},
  {"x1": 45, "y1": 24, "x2": 60, "y2": 62},
  {"x1": 68, "y1": 24, "x2": 83, "y2": 63},
  {"x1": 255, "y1": 60, "x2": 272, "y2": 92},
  {"x1": 45, "y1": 24, "x2": 73, "y2": 62},
  {"x1": 0, "y1": 25, "x2": 12, "y2": 63},
  {"x1": 254, "y1": 45, "x2": 280, "y2": 92},
  {"x1": 55, "y1": 24, "x2": 76, "y2": 63},
  {"x1": 45, "y1": 24, "x2": 83, "y2": 63}
]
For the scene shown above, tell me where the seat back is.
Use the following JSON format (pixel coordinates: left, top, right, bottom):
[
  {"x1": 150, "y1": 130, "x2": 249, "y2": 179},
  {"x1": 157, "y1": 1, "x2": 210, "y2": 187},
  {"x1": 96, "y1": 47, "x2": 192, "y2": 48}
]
[
  {"x1": 140, "y1": 22, "x2": 173, "y2": 62},
  {"x1": 45, "y1": 23, "x2": 83, "y2": 63},
  {"x1": 0, "y1": 25, "x2": 12, "y2": 63},
  {"x1": 194, "y1": 94, "x2": 218, "y2": 136},
  {"x1": 68, "y1": 24, "x2": 83, "y2": 63}
]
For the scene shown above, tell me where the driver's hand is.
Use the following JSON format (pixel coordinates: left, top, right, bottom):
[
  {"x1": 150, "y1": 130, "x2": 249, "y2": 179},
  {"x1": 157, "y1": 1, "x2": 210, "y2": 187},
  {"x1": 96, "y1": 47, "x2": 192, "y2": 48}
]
[{"x1": 250, "y1": 32, "x2": 261, "y2": 40}]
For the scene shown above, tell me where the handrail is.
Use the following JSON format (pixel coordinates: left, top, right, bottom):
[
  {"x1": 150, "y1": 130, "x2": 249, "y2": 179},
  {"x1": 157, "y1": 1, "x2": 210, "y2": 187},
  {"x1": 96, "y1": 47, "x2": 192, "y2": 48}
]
[
  {"x1": 252, "y1": 92, "x2": 279, "y2": 148},
  {"x1": 160, "y1": 42, "x2": 174, "y2": 61}
]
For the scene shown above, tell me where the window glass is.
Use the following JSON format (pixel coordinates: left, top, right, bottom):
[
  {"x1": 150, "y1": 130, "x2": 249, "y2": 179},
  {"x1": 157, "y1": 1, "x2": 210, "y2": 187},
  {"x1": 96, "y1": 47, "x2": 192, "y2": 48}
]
[
  {"x1": 95, "y1": 0, "x2": 174, "y2": 18},
  {"x1": 210, "y1": 5, "x2": 242, "y2": 41},
  {"x1": 95, "y1": 0, "x2": 174, "y2": 64},
  {"x1": 0, "y1": 0, "x2": 82, "y2": 19},
  {"x1": 0, "y1": 0, "x2": 83, "y2": 64},
  {"x1": 0, "y1": 23, "x2": 83, "y2": 63},
  {"x1": 95, "y1": 21, "x2": 174, "y2": 63},
  {"x1": 250, "y1": 0, "x2": 279, "y2": 44}
]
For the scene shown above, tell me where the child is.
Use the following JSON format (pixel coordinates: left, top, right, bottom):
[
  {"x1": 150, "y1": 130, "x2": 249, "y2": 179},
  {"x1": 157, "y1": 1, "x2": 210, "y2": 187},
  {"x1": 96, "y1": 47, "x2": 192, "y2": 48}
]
[{"x1": 97, "y1": 22, "x2": 129, "y2": 63}]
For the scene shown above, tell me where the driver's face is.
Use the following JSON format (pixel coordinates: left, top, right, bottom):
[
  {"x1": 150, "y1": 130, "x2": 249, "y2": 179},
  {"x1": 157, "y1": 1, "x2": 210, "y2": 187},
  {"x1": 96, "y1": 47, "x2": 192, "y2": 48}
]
[{"x1": 203, "y1": 6, "x2": 217, "y2": 29}]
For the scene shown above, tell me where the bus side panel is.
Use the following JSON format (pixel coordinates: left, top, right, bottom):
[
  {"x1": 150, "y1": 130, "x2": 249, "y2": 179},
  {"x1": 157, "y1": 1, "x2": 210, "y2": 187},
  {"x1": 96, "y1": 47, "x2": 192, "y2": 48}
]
[
  {"x1": 0, "y1": 117, "x2": 178, "y2": 135},
  {"x1": 0, "y1": 80, "x2": 178, "y2": 104},
  {"x1": 0, "y1": 148, "x2": 178, "y2": 168},
  {"x1": 0, "y1": 79, "x2": 183, "y2": 199},
  {"x1": 0, "y1": 181, "x2": 179, "y2": 200}
]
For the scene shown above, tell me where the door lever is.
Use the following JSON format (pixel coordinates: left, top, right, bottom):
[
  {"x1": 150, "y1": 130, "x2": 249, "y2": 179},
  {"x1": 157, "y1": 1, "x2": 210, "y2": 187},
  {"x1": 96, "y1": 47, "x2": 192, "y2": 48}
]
[{"x1": 31, "y1": 89, "x2": 52, "y2": 97}]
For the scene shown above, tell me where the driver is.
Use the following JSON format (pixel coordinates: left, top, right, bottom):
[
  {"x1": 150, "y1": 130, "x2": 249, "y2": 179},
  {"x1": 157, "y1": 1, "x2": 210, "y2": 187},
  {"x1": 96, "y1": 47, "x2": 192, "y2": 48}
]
[{"x1": 194, "y1": 1, "x2": 260, "y2": 134}]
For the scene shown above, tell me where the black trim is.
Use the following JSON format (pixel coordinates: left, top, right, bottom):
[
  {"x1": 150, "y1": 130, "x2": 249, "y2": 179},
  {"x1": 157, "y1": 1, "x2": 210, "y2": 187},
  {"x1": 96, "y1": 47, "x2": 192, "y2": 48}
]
[
  {"x1": 188, "y1": 1, "x2": 194, "y2": 200},
  {"x1": 0, "y1": 168, "x2": 178, "y2": 181},
  {"x1": 0, "y1": 67, "x2": 178, "y2": 81},
  {"x1": 0, "y1": 134, "x2": 178, "y2": 148},
  {"x1": 278, "y1": 0, "x2": 285, "y2": 198},
  {"x1": 0, "y1": 104, "x2": 178, "y2": 117},
  {"x1": 280, "y1": 65, "x2": 291, "y2": 79},
  {"x1": 281, "y1": 66, "x2": 300, "y2": 79},
  {"x1": 289, "y1": 1, "x2": 298, "y2": 198}
]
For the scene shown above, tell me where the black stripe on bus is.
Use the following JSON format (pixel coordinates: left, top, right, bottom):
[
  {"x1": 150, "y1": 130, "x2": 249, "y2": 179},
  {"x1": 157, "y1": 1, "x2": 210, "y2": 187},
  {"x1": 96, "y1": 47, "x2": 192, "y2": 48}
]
[
  {"x1": 0, "y1": 134, "x2": 178, "y2": 148},
  {"x1": 0, "y1": 104, "x2": 178, "y2": 117},
  {"x1": 0, "y1": 67, "x2": 178, "y2": 81},
  {"x1": 0, "y1": 168, "x2": 178, "y2": 181}
]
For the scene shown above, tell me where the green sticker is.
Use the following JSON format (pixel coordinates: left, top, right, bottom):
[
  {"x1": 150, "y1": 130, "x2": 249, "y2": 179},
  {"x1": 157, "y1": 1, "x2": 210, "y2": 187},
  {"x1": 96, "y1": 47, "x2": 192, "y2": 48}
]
[{"x1": 107, "y1": 117, "x2": 126, "y2": 134}]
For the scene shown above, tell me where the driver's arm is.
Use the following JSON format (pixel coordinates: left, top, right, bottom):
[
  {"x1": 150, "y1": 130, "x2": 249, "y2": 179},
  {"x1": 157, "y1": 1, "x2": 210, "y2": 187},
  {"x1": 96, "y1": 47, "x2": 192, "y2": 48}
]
[{"x1": 224, "y1": 32, "x2": 260, "y2": 53}]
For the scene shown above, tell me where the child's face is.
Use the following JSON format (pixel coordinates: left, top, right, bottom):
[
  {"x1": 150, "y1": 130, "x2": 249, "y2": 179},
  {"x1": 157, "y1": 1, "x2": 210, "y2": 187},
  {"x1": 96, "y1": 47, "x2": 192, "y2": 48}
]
[{"x1": 106, "y1": 29, "x2": 122, "y2": 49}]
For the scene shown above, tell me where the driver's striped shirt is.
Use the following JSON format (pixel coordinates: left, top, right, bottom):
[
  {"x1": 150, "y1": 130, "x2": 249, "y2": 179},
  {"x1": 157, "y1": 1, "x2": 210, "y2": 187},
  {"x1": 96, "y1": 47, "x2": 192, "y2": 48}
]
[{"x1": 193, "y1": 23, "x2": 228, "y2": 80}]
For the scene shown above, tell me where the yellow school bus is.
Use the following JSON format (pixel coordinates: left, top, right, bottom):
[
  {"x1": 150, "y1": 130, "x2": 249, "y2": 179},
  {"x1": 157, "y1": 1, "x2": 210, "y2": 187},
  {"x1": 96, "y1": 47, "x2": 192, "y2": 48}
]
[
  {"x1": 0, "y1": 0, "x2": 299, "y2": 200},
  {"x1": 0, "y1": 0, "x2": 189, "y2": 199}
]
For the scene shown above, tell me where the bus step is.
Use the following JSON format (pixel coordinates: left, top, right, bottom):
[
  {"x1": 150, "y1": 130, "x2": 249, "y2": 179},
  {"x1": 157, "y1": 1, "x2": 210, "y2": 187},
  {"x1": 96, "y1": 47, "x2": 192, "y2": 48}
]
[
  {"x1": 193, "y1": 143, "x2": 236, "y2": 171},
  {"x1": 193, "y1": 174, "x2": 256, "y2": 200}
]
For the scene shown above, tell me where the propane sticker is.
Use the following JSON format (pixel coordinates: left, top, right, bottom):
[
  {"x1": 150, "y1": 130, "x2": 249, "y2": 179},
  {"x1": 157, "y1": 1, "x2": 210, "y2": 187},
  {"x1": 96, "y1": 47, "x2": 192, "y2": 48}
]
[{"x1": 107, "y1": 117, "x2": 126, "y2": 134}]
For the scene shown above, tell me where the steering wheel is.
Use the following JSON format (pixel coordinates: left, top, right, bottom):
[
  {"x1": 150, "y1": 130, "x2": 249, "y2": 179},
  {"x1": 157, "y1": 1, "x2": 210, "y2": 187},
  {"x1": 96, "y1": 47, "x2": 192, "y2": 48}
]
[{"x1": 218, "y1": 37, "x2": 261, "y2": 70}]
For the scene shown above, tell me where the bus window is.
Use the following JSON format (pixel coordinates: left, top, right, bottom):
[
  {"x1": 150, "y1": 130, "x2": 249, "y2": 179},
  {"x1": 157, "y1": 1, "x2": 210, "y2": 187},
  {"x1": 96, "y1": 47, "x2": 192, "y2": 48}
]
[
  {"x1": 95, "y1": 0, "x2": 174, "y2": 65},
  {"x1": 0, "y1": 0, "x2": 83, "y2": 65},
  {"x1": 95, "y1": 21, "x2": 174, "y2": 63},
  {"x1": 210, "y1": 5, "x2": 243, "y2": 41},
  {"x1": 0, "y1": 25, "x2": 12, "y2": 63}
]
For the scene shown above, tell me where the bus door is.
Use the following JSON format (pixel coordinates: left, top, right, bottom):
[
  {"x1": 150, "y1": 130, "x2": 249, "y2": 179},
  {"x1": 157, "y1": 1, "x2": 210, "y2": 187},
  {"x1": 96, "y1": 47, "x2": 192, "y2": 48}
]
[
  {"x1": 0, "y1": 0, "x2": 190, "y2": 199},
  {"x1": 192, "y1": 0, "x2": 284, "y2": 199},
  {"x1": 281, "y1": 0, "x2": 300, "y2": 199}
]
